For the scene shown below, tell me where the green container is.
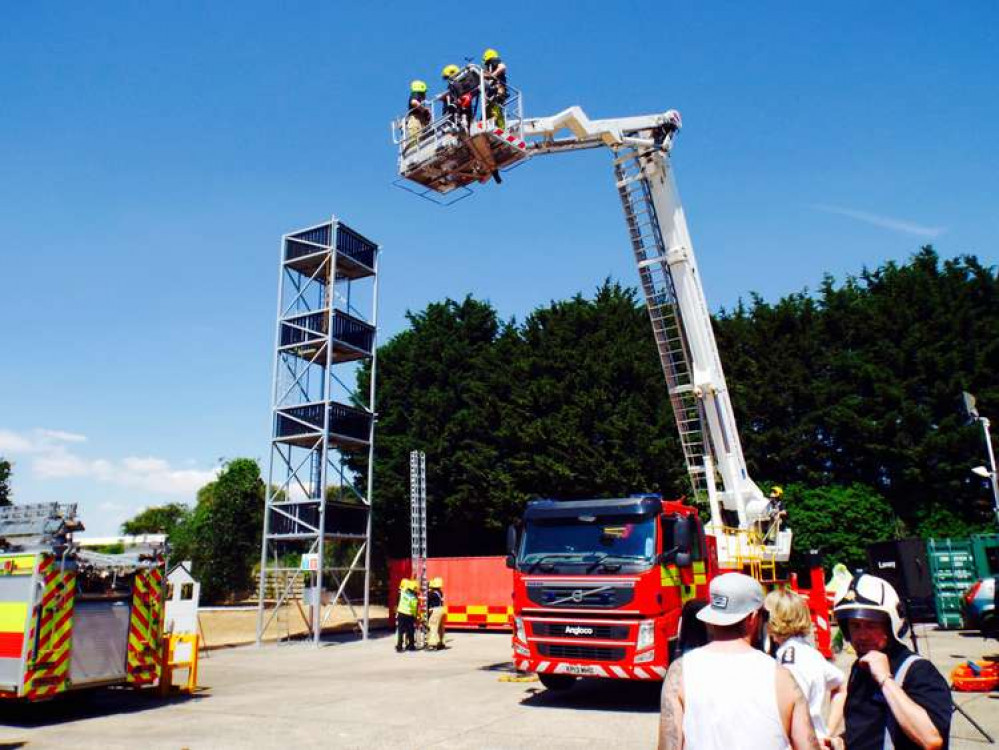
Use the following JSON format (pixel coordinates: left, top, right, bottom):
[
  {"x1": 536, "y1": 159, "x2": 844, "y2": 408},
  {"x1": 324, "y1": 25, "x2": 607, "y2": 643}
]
[
  {"x1": 971, "y1": 534, "x2": 999, "y2": 578},
  {"x1": 927, "y1": 538, "x2": 977, "y2": 629}
]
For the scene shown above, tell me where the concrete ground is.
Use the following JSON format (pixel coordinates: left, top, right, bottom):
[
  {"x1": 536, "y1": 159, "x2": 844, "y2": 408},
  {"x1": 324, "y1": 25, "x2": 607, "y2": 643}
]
[{"x1": 0, "y1": 626, "x2": 996, "y2": 749}]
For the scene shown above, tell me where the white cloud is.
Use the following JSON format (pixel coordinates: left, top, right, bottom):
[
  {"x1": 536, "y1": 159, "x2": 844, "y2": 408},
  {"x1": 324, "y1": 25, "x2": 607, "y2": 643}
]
[
  {"x1": 36, "y1": 429, "x2": 87, "y2": 443},
  {"x1": 0, "y1": 427, "x2": 217, "y2": 498},
  {"x1": 811, "y1": 204, "x2": 945, "y2": 239},
  {"x1": 0, "y1": 430, "x2": 34, "y2": 453}
]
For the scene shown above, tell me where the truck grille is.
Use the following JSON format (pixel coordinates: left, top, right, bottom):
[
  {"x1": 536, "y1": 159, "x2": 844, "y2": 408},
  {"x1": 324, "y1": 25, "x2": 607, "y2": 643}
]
[
  {"x1": 531, "y1": 622, "x2": 629, "y2": 640},
  {"x1": 526, "y1": 584, "x2": 634, "y2": 609},
  {"x1": 536, "y1": 643, "x2": 626, "y2": 662}
]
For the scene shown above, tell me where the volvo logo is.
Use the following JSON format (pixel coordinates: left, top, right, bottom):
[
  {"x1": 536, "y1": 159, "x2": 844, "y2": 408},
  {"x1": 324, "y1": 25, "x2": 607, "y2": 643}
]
[{"x1": 571, "y1": 590, "x2": 583, "y2": 603}]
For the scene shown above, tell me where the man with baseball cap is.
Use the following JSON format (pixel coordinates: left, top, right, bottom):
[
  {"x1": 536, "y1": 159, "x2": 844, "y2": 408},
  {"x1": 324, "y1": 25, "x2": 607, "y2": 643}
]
[{"x1": 658, "y1": 572, "x2": 819, "y2": 750}]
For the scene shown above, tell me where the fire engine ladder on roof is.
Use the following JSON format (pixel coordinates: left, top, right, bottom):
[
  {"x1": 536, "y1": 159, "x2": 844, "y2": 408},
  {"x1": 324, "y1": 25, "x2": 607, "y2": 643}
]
[{"x1": 613, "y1": 146, "x2": 710, "y2": 498}]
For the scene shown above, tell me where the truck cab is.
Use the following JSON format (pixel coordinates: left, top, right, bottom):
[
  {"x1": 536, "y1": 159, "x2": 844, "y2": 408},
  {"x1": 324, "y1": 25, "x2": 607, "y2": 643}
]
[{"x1": 508, "y1": 495, "x2": 714, "y2": 690}]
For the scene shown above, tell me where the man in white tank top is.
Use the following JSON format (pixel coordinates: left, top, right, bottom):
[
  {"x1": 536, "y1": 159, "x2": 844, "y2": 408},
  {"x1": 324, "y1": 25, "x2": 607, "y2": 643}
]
[{"x1": 658, "y1": 573, "x2": 819, "y2": 750}]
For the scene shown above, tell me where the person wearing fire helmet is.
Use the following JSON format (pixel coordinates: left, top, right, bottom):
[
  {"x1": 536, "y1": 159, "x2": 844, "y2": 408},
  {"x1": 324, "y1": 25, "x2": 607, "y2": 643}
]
[{"x1": 827, "y1": 574, "x2": 950, "y2": 750}]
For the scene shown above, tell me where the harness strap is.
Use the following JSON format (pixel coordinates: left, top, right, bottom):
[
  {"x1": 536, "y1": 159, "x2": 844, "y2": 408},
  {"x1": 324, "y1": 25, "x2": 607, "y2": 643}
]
[{"x1": 882, "y1": 654, "x2": 924, "y2": 750}]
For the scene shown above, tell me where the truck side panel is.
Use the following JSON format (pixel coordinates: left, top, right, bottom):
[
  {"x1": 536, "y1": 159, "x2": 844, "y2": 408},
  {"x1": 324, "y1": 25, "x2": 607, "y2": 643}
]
[{"x1": 0, "y1": 554, "x2": 37, "y2": 695}]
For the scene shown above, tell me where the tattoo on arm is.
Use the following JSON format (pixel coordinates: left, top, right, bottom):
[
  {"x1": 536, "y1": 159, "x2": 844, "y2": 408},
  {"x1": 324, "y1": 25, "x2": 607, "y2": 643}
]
[
  {"x1": 658, "y1": 659, "x2": 684, "y2": 750},
  {"x1": 787, "y1": 676, "x2": 821, "y2": 750}
]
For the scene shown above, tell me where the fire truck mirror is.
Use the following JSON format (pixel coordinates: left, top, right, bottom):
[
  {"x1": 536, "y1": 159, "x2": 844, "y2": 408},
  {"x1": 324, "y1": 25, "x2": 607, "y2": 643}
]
[
  {"x1": 674, "y1": 516, "x2": 693, "y2": 560},
  {"x1": 506, "y1": 524, "x2": 518, "y2": 556}
]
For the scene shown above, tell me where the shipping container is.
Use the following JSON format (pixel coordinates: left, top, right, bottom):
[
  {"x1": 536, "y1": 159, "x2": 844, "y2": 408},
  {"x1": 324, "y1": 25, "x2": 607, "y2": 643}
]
[
  {"x1": 927, "y1": 538, "x2": 977, "y2": 629},
  {"x1": 388, "y1": 557, "x2": 512, "y2": 631},
  {"x1": 971, "y1": 534, "x2": 999, "y2": 579}
]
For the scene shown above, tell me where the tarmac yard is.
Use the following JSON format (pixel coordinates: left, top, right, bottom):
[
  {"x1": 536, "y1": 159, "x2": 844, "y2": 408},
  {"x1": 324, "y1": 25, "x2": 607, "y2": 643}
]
[{"x1": 0, "y1": 627, "x2": 996, "y2": 749}]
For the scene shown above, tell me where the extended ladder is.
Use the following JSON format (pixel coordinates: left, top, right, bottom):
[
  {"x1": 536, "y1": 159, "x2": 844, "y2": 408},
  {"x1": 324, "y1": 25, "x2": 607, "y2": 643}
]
[
  {"x1": 409, "y1": 450, "x2": 428, "y2": 646},
  {"x1": 614, "y1": 147, "x2": 709, "y2": 498}
]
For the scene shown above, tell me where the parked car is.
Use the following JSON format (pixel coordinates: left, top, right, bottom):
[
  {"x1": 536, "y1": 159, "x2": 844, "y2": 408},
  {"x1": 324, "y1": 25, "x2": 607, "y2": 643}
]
[{"x1": 962, "y1": 576, "x2": 997, "y2": 637}]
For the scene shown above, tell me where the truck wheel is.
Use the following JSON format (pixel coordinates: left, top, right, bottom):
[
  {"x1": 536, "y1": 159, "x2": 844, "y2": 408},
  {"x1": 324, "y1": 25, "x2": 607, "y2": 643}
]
[
  {"x1": 981, "y1": 613, "x2": 997, "y2": 640},
  {"x1": 538, "y1": 673, "x2": 577, "y2": 691}
]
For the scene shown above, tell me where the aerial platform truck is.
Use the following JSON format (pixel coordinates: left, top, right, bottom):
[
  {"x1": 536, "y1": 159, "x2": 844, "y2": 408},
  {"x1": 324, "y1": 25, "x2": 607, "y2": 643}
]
[
  {"x1": 393, "y1": 65, "x2": 830, "y2": 689},
  {"x1": 0, "y1": 503, "x2": 167, "y2": 701}
]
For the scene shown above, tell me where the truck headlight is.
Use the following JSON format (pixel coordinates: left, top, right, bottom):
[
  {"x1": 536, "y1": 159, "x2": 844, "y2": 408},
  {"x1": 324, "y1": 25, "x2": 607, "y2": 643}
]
[
  {"x1": 515, "y1": 643, "x2": 530, "y2": 656},
  {"x1": 636, "y1": 620, "x2": 655, "y2": 652},
  {"x1": 514, "y1": 617, "x2": 527, "y2": 643}
]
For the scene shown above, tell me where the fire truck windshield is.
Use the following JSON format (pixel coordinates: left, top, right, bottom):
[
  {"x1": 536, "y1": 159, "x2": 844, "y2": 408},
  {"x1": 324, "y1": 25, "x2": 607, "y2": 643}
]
[{"x1": 519, "y1": 516, "x2": 656, "y2": 572}]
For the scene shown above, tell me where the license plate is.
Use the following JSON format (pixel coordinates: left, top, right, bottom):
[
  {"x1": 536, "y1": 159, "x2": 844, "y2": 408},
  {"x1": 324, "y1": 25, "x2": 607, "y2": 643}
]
[{"x1": 556, "y1": 663, "x2": 601, "y2": 676}]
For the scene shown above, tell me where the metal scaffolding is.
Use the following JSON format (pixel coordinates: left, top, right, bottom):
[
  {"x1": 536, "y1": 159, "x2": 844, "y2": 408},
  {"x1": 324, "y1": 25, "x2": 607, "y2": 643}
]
[{"x1": 255, "y1": 217, "x2": 380, "y2": 646}]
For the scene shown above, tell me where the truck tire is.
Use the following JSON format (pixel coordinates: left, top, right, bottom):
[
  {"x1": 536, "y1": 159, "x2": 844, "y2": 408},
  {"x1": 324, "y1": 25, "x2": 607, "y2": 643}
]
[{"x1": 538, "y1": 673, "x2": 577, "y2": 691}]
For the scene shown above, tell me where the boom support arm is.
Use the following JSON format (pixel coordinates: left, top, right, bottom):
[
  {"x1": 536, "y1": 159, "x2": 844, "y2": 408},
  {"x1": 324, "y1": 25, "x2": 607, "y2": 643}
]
[{"x1": 522, "y1": 107, "x2": 681, "y2": 155}]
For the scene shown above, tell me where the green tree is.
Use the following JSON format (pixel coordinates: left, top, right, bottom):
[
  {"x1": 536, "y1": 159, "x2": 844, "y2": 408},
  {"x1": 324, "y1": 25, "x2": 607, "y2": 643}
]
[
  {"x1": 181, "y1": 459, "x2": 264, "y2": 603},
  {"x1": 121, "y1": 502, "x2": 190, "y2": 537},
  {"x1": 717, "y1": 248, "x2": 998, "y2": 537},
  {"x1": 0, "y1": 458, "x2": 12, "y2": 506},
  {"x1": 783, "y1": 483, "x2": 898, "y2": 571},
  {"x1": 357, "y1": 284, "x2": 688, "y2": 559}
]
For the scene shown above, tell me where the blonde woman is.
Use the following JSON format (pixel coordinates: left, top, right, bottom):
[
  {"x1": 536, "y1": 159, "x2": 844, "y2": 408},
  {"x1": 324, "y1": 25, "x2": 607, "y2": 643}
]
[{"x1": 765, "y1": 589, "x2": 846, "y2": 739}]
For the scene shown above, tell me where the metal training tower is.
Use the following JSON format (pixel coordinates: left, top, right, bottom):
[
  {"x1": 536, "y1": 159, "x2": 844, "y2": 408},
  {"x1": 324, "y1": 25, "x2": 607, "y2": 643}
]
[{"x1": 256, "y1": 217, "x2": 380, "y2": 646}]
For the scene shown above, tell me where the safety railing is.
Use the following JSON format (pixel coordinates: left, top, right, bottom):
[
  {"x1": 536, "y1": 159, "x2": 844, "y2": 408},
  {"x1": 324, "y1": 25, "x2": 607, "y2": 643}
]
[{"x1": 391, "y1": 64, "x2": 524, "y2": 163}]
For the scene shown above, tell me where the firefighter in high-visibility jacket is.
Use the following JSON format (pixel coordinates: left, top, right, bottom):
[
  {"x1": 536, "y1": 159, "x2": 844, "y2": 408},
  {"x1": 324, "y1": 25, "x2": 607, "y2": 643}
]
[
  {"x1": 396, "y1": 579, "x2": 419, "y2": 652},
  {"x1": 427, "y1": 577, "x2": 446, "y2": 650}
]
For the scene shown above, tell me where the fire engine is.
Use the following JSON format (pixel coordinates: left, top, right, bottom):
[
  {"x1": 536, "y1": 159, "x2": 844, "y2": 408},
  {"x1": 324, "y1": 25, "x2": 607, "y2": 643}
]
[
  {"x1": 393, "y1": 63, "x2": 830, "y2": 690},
  {"x1": 0, "y1": 503, "x2": 166, "y2": 701}
]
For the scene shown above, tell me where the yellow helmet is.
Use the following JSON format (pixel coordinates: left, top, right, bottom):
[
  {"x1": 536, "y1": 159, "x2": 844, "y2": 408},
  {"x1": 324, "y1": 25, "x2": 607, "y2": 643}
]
[
  {"x1": 770, "y1": 486, "x2": 784, "y2": 499},
  {"x1": 406, "y1": 579, "x2": 420, "y2": 591},
  {"x1": 430, "y1": 577, "x2": 443, "y2": 589},
  {"x1": 482, "y1": 48, "x2": 500, "y2": 62},
  {"x1": 398, "y1": 578, "x2": 410, "y2": 590},
  {"x1": 441, "y1": 64, "x2": 460, "y2": 80},
  {"x1": 410, "y1": 79, "x2": 427, "y2": 94}
]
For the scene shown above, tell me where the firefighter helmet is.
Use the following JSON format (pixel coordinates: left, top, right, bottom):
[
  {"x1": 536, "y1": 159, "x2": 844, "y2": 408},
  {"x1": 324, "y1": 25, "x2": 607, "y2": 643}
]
[
  {"x1": 410, "y1": 80, "x2": 428, "y2": 94},
  {"x1": 482, "y1": 48, "x2": 500, "y2": 62},
  {"x1": 832, "y1": 573, "x2": 908, "y2": 642},
  {"x1": 769, "y1": 486, "x2": 784, "y2": 499},
  {"x1": 442, "y1": 64, "x2": 460, "y2": 80},
  {"x1": 430, "y1": 577, "x2": 443, "y2": 589}
]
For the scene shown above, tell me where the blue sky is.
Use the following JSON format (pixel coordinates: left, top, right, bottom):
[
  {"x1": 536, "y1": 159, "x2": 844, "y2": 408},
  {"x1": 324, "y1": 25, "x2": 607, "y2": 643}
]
[{"x1": 1, "y1": 3, "x2": 996, "y2": 535}]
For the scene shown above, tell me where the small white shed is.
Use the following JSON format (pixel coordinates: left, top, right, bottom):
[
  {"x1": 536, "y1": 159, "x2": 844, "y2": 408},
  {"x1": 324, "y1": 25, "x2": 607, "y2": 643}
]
[{"x1": 164, "y1": 561, "x2": 201, "y2": 661}]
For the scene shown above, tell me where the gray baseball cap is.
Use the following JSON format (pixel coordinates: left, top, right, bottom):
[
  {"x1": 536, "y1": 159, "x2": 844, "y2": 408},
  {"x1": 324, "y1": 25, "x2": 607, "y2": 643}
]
[{"x1": 696, "y1": 572, "x2": 765, "y2": 626}]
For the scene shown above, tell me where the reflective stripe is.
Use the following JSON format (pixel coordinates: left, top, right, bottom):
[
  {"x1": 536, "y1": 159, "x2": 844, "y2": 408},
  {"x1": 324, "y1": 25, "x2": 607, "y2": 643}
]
[
  {"x1": 537, "y1": 661, "x2": 550, "y2": 672},
  {"x1": 0, "y1": 555, "x2": 37, "y2": 577},
  {"x1": 0, "y1": 602, "x2": 28, "y2": 632},
  {"x1": 24, "y1": 561, "x2": 74, "y2": 701},
  {"x1": 0, "y1": 632, "x2": 24, "y2": 659},
  {"x1": 652, "y1": 666, "x2": 668, "y2": 678},
  {"x1": 661, "y1": 565, "x2": 681, "y2": 586},
  {"x1": 127, "y1": 567, "x2": 165, "y2": 685},
  {"x1": 610, "y1": 666, "x2": 629, "y2": 678},
  {"x1": 883, "y1": 655, "x2": 924, "y2": 750},
  {"x1": 634, "y1": 667, "x2": 650, "y2": 679}
]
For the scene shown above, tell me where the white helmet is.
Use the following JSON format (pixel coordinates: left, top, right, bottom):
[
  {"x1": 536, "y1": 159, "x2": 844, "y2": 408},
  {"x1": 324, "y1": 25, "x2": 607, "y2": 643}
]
[{"x1": 832, "y1": 573, "x2": 908, "y2": 642}]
